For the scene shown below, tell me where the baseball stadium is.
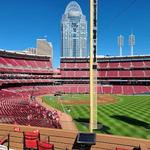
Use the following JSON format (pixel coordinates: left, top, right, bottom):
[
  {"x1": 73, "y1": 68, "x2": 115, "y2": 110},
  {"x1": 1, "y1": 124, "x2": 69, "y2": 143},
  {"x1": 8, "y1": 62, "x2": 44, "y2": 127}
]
[
  {"x1": 0, "y1": 49, "x2": 150, "y2": 149},
  {"x1": 0, "y1": 0, "x2": 150, "y2": 150}
]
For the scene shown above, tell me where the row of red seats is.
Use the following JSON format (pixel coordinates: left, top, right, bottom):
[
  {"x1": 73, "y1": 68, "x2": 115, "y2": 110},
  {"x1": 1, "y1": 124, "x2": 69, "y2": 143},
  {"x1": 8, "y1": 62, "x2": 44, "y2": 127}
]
[
  {"x1": 14, "y1": 85, "x2": 148, "y2": 95},
  {"x1": 0, "y1": 74, "x2": 52, "y2": 79},
  {"x1": 61, "y1": 62, "x2": 89, "y2": 68},
  {"x1": 1, "y1": 84, "x2": 150, "y2": 96},
  {"x1": 0, "y1": 67, "x2": 51, "y2": 74},
  {"x1": 0, "y1": 130, "x2": 54, "y2": 150},
  {"x1": 60, "y1": 61, "x2": 150, "y2": 69},
  {"x1": 61, "y1": 70, "x2": 150, "y2": 78},
  {"x1": 98, "y1": 61, "x2": 150, "y2": 69},
  {"x1": 0, "y1": 79, "x2": 54, "y2": 85},
  {"x1": 0, "y1": 57, "x2": 52, "y2": 74},
  {"x1": 98, "y1": 85, "x2": 149, "y2": 95},
  {"x1": 99, "y1": 70, "x2": 150, "y2": 78},
  {"x1": 23, "y1": 130, "x2": 54, "y2": 150},
  {"x1": 61, "y1": 85, "x2": 149, "y2": 95},
  {"x1": 0, "y1": 90, "x2": 61, "y2": 128},
  {"x1": 0, "y1": 57, "x2": 51, "y2": 68}
]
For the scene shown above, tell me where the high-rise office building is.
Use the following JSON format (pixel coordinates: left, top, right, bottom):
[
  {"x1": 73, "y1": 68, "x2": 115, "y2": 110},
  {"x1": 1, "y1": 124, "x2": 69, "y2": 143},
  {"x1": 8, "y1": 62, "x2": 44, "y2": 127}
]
[
  {"x1": 61, "y1": 1, "x2": 87, "y2": 57},
  {"x1": 36, "y1": 39, "x2": 53, "y2": 58}
]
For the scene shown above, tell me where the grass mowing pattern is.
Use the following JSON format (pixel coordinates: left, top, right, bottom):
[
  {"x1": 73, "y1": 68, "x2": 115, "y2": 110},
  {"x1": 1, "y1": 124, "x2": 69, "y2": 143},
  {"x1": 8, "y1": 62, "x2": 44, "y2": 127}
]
[
  {"x1": 60, "y1": 94, "x2": 89, "y2": 101},
  {"x1": 43, "y1": 95, "x2": 150, "y2": 139},
  {"x1": 42, "y1": 96, "x2": 64, "y2": 112}
]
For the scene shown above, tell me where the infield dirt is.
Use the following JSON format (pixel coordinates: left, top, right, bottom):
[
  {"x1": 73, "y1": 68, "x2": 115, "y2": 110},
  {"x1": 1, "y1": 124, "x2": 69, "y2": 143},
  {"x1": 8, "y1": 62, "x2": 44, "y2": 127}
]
[{"x1": 57, "y1": 94, "x2": 117, "y2": 105}]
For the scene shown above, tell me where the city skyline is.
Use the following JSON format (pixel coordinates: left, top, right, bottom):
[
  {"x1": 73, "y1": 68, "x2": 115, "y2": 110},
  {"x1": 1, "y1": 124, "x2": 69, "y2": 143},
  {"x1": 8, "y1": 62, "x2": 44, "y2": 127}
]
[{"x1": 0, "y1": 0, "x2": 150, "y2": 68}]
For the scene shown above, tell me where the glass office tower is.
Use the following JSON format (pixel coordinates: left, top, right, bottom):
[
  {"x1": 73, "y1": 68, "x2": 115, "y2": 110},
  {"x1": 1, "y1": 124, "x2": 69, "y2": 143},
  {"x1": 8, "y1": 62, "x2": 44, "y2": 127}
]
[{"x1": 61, "y1": 1, "x2": 87, "y2": 57}]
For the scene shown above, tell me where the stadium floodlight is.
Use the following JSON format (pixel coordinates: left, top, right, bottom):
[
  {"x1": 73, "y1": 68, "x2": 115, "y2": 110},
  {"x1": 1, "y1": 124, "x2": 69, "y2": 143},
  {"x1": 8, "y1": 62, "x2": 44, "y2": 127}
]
[
  {"x1": 129, "y1": 33, "x2": 135, "y2": 56},
  {"x1": 117, "y1": 35, "x2": 124, "y2": 56}
]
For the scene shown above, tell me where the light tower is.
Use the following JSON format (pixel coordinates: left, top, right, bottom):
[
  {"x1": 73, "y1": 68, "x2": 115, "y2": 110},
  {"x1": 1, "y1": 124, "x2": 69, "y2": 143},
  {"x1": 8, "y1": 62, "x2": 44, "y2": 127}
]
[
  {"x1": 117, "y1": 35, "x2": 124, "y2": 56},
  {"x1": 129, "y1": 33, "x2": 135, "y2": 56},
  {"x1": 90, "y1": 0, "x2": 98, "y2": 132}
]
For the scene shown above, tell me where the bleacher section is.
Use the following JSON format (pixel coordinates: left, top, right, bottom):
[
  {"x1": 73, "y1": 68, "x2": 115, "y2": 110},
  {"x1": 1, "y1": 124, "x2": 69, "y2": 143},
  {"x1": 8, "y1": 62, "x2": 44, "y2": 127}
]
[
  {"x1": 0, "y1": 51, "x2": 63, "y2": 128},
  {"x1": 4, "y1": 84, "x2": 146, "y2": 95},
  {"x1": 0, "y1": 89, "x2": 61, "y2": 128},
  {"x1": 60, "y1": 56, "x2": 150, "y2": 94},
  {"x1": 0, "y1": 51, "x2": 52, "y2": 74},
  {"x1": 0, "y1": 51, "x2": 54, "y2": 86},
  {"x1": 0, "y1": 52, "x2": 150, "y2": 98}
]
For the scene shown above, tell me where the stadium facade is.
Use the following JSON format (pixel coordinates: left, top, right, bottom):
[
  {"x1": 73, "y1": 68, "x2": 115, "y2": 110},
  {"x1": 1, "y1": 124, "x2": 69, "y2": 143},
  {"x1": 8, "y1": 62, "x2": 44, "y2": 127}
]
[
  {"x1": 61, "y1": 1, "x2": 87, "y2": 57},
  {"x1": 0, "y1": 50, "x2": 150, "y2": 95}
]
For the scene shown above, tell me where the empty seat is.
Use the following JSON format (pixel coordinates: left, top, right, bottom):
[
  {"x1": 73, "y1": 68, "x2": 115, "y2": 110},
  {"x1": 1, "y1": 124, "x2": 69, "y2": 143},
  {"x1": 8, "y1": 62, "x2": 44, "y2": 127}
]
[
  {"x1": 102, "y1": 86, "x2": 112, "y2": 94},
  {"x1": 123, "y1": 86, "x2": 134, "y2": 95},
  {"x1": 145, "y1": 70, "x2": 150, "y2": 77},
  {"x1": 112, "y1": 86, "x2": 123, "y2": 94},
  {"x1": 109, "y1": 62, "x2": 119, "y2": 68},
  {"x1": 119, "y1": 71, "x2": 131, "y2": 77},
  {"x1": 23, "y1": 131, "x2": 40, "y2": 149},
  {"x1": 131, "y1": 70, "x2": 144, "y2": 77},
  {"x1": 144, "y1": 61, "x2": 150, "y2": 67},
  {"x1": 98, "y1": 62, "x2": 109, "y2": 68},
  {"x1": 107, "y1": 71, "x2": 118, "y2": 77},
  {"x1": 132, "y1": 62, "x2": 144, "y2": 68},
  {"x1": 98, "y1": 71, "x2": 107, "y2": 77},
  {"x1": 37, "y1": 141, "x2": 54, "y2": 150},
  {"x1": 120, "y1": 62, "x2": 131, "y2": 68}
]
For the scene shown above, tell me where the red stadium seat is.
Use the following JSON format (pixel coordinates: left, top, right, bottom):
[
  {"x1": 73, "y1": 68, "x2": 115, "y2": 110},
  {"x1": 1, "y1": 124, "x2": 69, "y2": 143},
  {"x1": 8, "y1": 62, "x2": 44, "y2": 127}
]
[
  {"x1": 123, "y1": 86, "x2": 134, "y2": 95},
  {"x1": 23, "y1": 131, "x2": 40, "y2": 149},
  {"x1": 119, "y1": 70, "x2": 131, "y2": 77},
  {"x1": 131, "y1": 70, "x2": 144, "y2": 77},
  {"x1": 131, "y1": 61, "x2": 144, "y2": 68},
  {"x1": 109, "y1": 62, "x2": 119, "y2": 68},
  {"x1": 37, "y1": 140, "x2": 54, "y2": 150},
  {"x1": 145, "y1": 70, "x2": 150, "y2": 77},
  {"x1": 120, "y1": 62, "x2": 131, "y2": 68},
  {"x1": 112, "y1": 86, "x2": 123, "y2": 94},
  {"x1": 102, "y1": 86, "x2": 112, "y2": 94},
  {"x1": 98, "y1": 62, "x2": 109, "y2": 68},
  {"x1": 107, "y1": 70, "x2": 118, "y2": 77}
]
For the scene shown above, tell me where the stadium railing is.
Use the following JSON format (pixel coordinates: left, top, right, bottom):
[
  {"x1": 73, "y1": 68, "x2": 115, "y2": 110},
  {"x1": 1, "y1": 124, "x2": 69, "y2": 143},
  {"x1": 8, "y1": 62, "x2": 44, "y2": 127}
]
[{"x1": 0, "y1": 124, "x2": 150, "y2": 150}]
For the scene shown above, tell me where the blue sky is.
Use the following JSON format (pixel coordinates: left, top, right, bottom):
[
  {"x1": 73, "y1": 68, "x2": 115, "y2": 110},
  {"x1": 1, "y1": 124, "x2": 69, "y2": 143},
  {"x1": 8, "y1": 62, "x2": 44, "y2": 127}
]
[{"x1": 0, "y1": 0, "x2": 150, "y2": 68}]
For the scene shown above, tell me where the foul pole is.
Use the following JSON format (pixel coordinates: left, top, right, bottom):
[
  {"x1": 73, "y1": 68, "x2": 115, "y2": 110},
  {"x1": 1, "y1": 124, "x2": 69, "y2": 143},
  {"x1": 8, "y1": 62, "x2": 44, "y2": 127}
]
[{"x1": 90, "y1": 0, "x2": 98, "y2": 132}]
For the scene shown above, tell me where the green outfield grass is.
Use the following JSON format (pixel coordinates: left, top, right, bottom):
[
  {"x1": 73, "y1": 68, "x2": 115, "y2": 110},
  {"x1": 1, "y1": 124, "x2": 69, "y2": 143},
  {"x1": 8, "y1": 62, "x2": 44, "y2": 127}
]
[{"x1": 42, "y1": 94, "x2": 150, "y2": 139}]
